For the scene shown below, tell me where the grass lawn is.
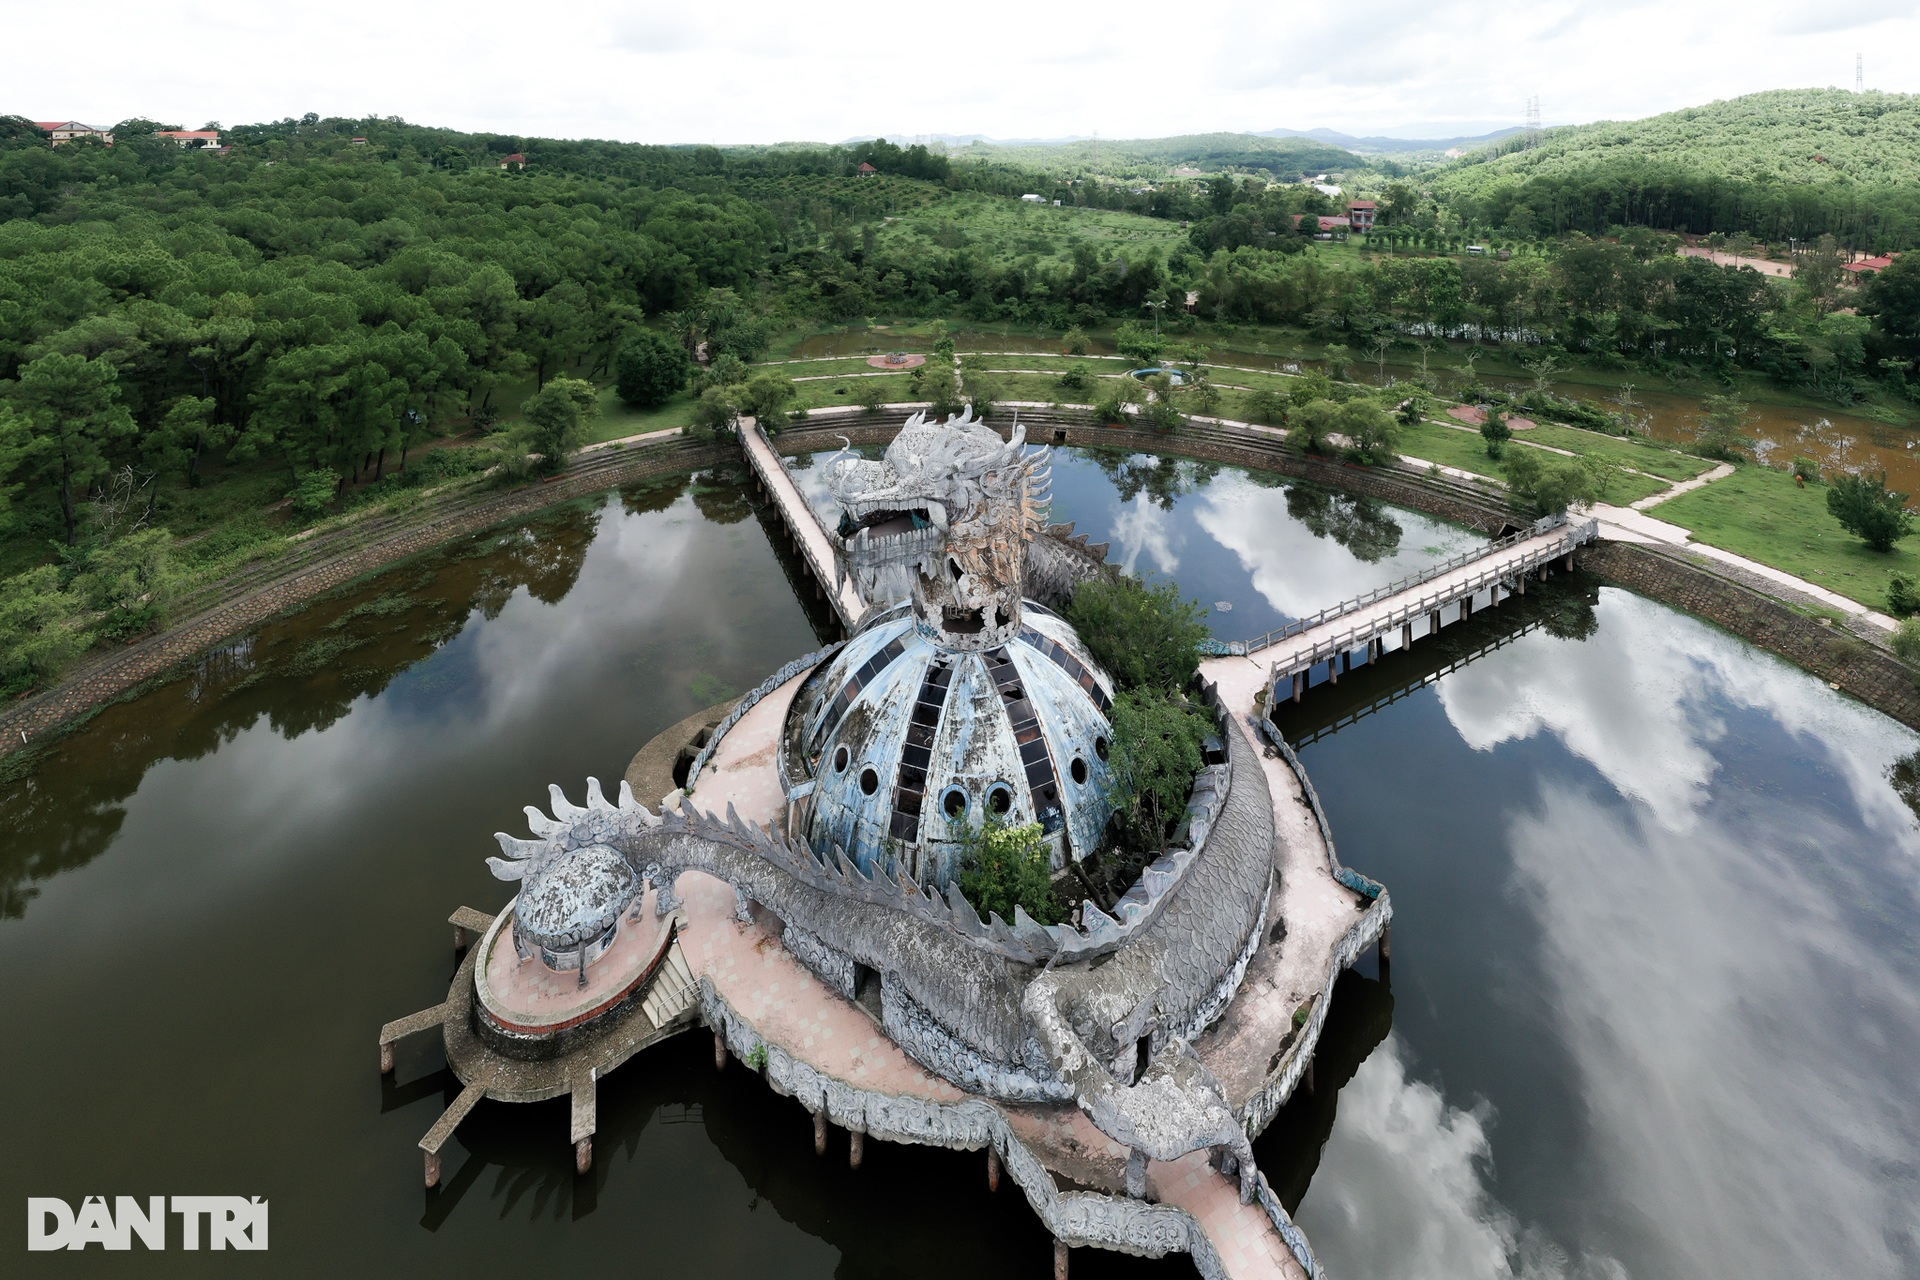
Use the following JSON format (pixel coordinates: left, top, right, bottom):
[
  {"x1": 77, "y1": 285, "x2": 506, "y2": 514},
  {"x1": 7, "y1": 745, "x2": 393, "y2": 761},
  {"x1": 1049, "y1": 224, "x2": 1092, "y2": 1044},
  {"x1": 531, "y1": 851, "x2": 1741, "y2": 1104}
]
[
  {"x1": 964, "y1": 353, "x2": 1128, "y2": 373},
  {"x1": 585, "y1": 386, "x2": 698, "y2": 443},
  {"x1": 1521, "y1": 424, "x2": 1711, "y2": 481},
  {"x1": 793, "y1": 373, "x2": 916, "y2": 411},
  {"x1": 770, "y1": 356, "x2": 899, "y2": 377},
  {"x1": 1654, "y1": 464, "x2": 1919, "y2": 610},
  {"x1": 1392, "y1": 420, "x2": 1669, "y2": 504}
]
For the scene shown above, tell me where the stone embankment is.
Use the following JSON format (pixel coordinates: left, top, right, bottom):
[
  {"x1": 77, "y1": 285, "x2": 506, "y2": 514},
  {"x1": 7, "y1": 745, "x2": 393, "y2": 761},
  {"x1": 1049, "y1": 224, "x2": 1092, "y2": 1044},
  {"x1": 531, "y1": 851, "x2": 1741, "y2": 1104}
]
[{"x1": 0, "y1": 433, "x2": 730, "y2": 760}]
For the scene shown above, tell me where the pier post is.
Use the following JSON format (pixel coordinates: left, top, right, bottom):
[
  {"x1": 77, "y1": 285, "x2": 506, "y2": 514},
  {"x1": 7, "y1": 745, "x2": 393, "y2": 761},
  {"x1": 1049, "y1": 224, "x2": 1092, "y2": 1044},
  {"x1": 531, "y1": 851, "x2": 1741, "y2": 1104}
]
[
  {"x1": 848, "y1": 1130, "x2": 864, "y2": 1170},
  {"x1": 572, "y1": 1078, "x2": 596, "y2": 1175},
  {"x1": 1381, "y1": 925, "x2": 1392, "y2": 967},
  {"x1": 380, "y1": 1041, "x2": 395, "y2": 1075},
  {"x1": 424, "y1": 1150, "x2": 441, "y2": 1189},
  {"x1": 1292, "y1": 671, "x2": 1304, "y2": 703},
  {"x1": 1054, "y1": 1239, "x2": 1070, "y2": 1280},
  {"x1": 1402, "y1": 622, "x2": 1413, "y2": 651},
  {"x1": 453, "y1": 924, "x2": 468, "y2": 951},
  {"x1": 1539, "y1": 565, "x2": 1547, "y2": 582},
  {"x1": 1328, "y1": 656, "x2": 1338, "y2": 685},
  {"x1": 714, "y1": 1031, "x2": 728, "y2": 1070},
  {"x1": 1517, "y1": 573, "x2": 1526, "y2": 595},
  {"x1": 1460, "y1": 594, "x2": 1471, "y2": 621},
  {"x1": 1306, "y1": 1059, "x2": 1316, "y2": 1094},
  {"x1": 814, "y1": 1109, "x2": 828, "y2": 1156},
  {"x1": 1491, "y1": 583, "x2": 1501, "y2": 606},
  {"x1": 1565, "y1": 552, "x2": 1574, "y2": 571},
  {"x1": 1429, "y1": 610, "x2": 1440, "y2": 634},
  {"x1": 987, "y1": 1146, "x2": 1002, "y2": 1192}
]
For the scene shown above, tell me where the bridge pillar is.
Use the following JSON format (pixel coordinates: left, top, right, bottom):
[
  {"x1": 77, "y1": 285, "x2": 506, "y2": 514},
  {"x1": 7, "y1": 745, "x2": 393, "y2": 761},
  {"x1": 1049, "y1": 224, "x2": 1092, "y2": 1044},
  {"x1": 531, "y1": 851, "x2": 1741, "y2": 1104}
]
[
  {"x1": 1490, "y1": 582, "x2": 1501, "y2": 606},
  {"x1": 1429, "y1": 610, "x2": 1441, "y2": 635},
  {"x1": 1460, "y1": 595, "x2": 1472, "y2": 621},
  {"x1": 1292, "y1": 671, "x2": 1304, "y2": 703},
  {"x1": 1329, "y1": 654, "x2": 1339, "y2": 685},
  {"x1": 1539, "y1": 565, "x2": 1548, "y2": 582},
  {"x1": 1565, "y1": 552, "x2": 1575, "y2": 571},
  {"x1": 1402, "y1": 622, "x2": 1414, "y2": 651},
  {"x1": 1517, "y1": 573, "x2": 1526, "y2": 595}
]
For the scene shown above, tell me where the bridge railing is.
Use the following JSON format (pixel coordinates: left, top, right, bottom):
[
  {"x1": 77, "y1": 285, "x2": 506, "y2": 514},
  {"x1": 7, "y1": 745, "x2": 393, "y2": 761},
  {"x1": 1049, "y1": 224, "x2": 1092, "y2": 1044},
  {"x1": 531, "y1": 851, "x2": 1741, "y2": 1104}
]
[
  {"x1": 1238, "y1": 515, "x2": 1572, "y2": 657},
  {"x1": 1261, "y1": 518, "x2": 1597, "y2": 677}
]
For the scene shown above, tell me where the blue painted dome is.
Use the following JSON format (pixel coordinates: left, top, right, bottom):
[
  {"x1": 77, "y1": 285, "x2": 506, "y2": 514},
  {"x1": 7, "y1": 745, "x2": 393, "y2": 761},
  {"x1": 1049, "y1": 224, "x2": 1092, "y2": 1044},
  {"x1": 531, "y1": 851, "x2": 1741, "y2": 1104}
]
[{"x1": 783, "y1": 603, "x2": 1117, "y2": 888}]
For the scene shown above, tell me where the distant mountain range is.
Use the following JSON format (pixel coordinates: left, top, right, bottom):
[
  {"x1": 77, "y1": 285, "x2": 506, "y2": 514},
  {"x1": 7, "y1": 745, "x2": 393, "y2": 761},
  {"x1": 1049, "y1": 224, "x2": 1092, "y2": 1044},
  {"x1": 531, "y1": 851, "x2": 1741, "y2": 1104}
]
[
  {"x1": 1256, "y1": 126, "x2": 1527, "y2": 153},
  {"x1": 849, "y1": 126, "x2": 1529, "y2": 156}
]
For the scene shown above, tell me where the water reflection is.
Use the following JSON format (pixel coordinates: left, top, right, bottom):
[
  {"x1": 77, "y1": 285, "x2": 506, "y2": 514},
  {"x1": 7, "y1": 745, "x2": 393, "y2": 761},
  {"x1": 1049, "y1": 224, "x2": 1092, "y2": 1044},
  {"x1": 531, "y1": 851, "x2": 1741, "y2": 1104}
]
[{"x1": 1294, "y1": 587, "x2": 1920, "y2": 1279}]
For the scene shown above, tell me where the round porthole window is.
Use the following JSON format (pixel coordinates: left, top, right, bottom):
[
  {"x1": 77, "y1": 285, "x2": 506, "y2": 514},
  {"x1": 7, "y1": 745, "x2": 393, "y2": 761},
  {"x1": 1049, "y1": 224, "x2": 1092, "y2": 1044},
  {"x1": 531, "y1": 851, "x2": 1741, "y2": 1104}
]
[
  {"x1": 987, "y1": 784, "x2": 1013, "y2": 815},
  {"x1": 859, "y1": 767, "x2": 880, "y2": 796},
  {"x1": 833, "y1": 745, "x2": 850, "y2": 773},
  {"x1": 942, "y1": 787, "x2": 969, "y2": 819},
  {"x1": 1094, "y1": 736, "x2": 1110, "y2": 762},
  {"x1": 1070, "y1": 757, "x2": 1088, "y2": 785}
]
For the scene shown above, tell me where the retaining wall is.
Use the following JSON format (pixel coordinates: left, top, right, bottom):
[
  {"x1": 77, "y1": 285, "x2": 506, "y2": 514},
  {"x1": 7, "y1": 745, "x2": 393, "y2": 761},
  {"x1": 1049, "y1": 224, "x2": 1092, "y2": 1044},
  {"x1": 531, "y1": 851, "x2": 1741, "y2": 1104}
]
[{"x1": 1582, "y1": 541, "x2": 1920, "y2": 731}]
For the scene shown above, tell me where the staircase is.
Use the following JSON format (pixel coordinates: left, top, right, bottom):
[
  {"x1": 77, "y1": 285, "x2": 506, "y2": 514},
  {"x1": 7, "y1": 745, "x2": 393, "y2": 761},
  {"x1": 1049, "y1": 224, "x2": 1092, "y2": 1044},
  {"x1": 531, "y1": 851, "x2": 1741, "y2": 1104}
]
[{"x1": 641, "y1": 937, "x2": 700, "y2": 1029}]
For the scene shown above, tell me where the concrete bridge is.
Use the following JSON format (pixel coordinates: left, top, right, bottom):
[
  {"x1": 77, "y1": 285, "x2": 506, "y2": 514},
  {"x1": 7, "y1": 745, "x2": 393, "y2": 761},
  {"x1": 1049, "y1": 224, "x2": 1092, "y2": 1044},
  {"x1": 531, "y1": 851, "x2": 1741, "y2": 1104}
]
[{"x1": 1250, "y1": 517, "x2": 1598, "y2": 705}]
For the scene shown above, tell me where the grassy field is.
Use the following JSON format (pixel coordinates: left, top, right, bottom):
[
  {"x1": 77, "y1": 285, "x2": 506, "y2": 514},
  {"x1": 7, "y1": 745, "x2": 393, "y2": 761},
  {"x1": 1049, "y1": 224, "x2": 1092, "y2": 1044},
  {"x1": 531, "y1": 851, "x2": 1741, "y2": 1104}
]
[
  {"x1": 1517, "y1": 424, "x2": 1712, "y2": 481},
  {"x1": 793, "y1": 373, "x2": 917, "y2": 411},
  {"x1": 1654, "y1": 465, "x2": 1919, "y2": 611}
]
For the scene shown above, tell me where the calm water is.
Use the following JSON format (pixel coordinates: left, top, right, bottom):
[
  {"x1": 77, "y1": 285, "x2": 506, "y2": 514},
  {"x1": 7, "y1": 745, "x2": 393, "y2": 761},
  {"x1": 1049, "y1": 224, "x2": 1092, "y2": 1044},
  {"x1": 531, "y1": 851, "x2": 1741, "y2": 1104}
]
[{"x1": 4, "y1": 452, "x2": 1916, "y2": 1277}]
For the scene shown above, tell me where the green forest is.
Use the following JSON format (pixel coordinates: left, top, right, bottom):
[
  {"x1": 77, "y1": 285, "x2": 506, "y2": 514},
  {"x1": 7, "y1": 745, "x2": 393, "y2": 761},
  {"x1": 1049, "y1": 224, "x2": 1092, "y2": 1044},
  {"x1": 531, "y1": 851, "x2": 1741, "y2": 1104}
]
[{"x1": 3, "y1": 100, "x2": 1920, "y2": 698}]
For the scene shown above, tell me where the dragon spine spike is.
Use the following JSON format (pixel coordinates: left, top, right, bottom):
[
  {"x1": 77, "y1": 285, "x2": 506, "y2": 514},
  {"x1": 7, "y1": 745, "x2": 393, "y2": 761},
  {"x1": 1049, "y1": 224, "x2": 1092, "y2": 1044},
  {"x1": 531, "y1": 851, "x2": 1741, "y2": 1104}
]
[
  {"x1": 585, "y1": 777, "x2": 613, "y2": 811},
  {"x1": 494, "y1": 833, "x2": 543, "y2": 860},
  {"x1": 524, "y1": 805, "x2": 562, "y2": 838},
  {"x1": 485, "y1": 856, "x2": 528, "y2": 881},
  {"x1": 547, "y1": 783, "x2": 581, "y2": 821},
  {"x1": 617, "y1": 779, "x2": 639, "y2": 810}
]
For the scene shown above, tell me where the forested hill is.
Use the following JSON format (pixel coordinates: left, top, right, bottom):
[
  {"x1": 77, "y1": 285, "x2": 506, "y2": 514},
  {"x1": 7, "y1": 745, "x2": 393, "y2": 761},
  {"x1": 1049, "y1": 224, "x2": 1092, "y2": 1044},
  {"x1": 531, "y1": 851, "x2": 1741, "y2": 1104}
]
[
  {"x1": 1434, "y1": 89, "x2": 1920, "y2": 246},
  {"x1": 957, "y1": 133, "x2": 1365, "y2": 182}
]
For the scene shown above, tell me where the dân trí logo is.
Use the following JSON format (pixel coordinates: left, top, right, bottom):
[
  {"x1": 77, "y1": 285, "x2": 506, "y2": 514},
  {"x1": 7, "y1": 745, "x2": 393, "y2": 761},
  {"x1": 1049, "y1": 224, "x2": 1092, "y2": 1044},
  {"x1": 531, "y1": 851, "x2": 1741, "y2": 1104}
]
[{"x1": 27, "y1": 1197, "x2": 268, "y2": 1251}]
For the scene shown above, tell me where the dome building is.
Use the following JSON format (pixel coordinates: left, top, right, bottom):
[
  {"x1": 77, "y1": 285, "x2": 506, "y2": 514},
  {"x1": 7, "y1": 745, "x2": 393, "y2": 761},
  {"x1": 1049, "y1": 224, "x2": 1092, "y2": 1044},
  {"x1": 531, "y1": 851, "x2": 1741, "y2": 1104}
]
[{"x1": 780, "y1": 411, "x2": 1117, "y2": 886}]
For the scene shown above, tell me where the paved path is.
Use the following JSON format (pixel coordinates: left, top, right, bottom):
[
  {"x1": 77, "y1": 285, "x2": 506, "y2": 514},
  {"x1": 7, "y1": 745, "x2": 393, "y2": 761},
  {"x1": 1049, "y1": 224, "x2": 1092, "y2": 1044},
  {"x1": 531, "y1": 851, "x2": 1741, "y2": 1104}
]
[
  {"x1": 737, "y1": 421, "x2": 867, "y2": 629},
  {"x1": 1630, "y1": 461, "x2": 1735, "y2": 510}
]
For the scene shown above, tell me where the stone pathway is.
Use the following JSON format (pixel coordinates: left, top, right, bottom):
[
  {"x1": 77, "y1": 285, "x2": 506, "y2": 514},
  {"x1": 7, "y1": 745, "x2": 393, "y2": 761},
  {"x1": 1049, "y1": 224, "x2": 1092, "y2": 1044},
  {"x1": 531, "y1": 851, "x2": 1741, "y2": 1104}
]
[{"x1": 1630, "y1": 461, "x2": 1735, "y2": 510}]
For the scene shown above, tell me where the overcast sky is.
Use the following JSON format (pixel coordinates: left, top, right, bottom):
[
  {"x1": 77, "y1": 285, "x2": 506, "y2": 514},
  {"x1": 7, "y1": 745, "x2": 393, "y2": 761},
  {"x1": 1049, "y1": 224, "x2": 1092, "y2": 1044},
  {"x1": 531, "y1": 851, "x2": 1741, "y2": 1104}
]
[{"x1": 13, "y1": 0, "x2": 1917, "y2": 145}]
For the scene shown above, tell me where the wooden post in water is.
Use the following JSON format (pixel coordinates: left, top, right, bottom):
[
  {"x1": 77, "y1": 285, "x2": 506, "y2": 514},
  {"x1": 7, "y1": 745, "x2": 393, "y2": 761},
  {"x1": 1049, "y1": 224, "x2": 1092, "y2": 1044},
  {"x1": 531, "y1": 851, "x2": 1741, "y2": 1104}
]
[
  {"x1": 988, "y1": 1146, "x2": 1002, "y2": 1192},
  {"x1": 848, "y1": 1130, "x2": 864, "y2": 1170},
  {"x1": 814, "y1": 1109, "x2": 828, "y2": 1156}
]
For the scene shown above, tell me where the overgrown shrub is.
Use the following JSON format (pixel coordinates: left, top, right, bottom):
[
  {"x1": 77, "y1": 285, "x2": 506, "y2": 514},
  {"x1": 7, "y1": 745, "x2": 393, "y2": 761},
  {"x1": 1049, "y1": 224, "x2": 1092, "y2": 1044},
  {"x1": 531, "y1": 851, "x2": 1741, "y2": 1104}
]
[
  {"x1": 1894, "y1": 617, "x2": 1920, "y2": 665},
  {"x1": 957, "y1": 817, "x2": 1062, "y2": 925},
  {"x1": 1504, "y1": 447, "x2": 1600, "y2": 516},
  {"x1": 614, "y1": 330, "x2": 689, "y2": 408},
  {"x1": 288, "y1": 469, "x2": 338, "y2": 520},
  {"x1": 1064, "y1": 574, "x2": 1209, "y2": 692},
  {"x1": 0, "y1": 567, "x2": 88, "y2": 696},
  {"x1": 1888, "y1": 573, "x2": 1920, "y2": 618},
  {"x1": 1827, "y1": 470, "x2": 1913, "y2": 552},
  {"x1": 1110, "y1": 687, "x2": 1213, "y2": 853}
]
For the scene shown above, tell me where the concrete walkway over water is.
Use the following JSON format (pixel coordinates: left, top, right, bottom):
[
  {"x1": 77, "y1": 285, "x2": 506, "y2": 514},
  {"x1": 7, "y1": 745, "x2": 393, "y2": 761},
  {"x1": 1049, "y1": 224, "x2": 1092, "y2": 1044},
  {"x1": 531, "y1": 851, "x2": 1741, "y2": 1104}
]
[{"x1": 739, "y1": 420, "x2": 868, "y2": 630}]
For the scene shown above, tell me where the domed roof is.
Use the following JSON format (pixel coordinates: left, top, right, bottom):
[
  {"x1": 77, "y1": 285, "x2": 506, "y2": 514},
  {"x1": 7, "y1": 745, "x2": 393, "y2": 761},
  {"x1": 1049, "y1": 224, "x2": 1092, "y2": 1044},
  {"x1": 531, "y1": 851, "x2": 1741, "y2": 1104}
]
[
  {"x1": 784, "y1": 604, "x2": 1117, "y2": 887},
  {"x1": 514, "y1": 844, "x2": 637, "y2": 950}
]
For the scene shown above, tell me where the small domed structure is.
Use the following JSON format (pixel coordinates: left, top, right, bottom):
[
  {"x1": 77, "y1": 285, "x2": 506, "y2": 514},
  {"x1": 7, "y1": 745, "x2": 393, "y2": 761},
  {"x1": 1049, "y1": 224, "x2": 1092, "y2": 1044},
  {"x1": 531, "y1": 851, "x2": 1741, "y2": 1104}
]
[
  {"x1": 783, "y1": 410, "x2": 1118, "y2": 886},
  {"x1": 513, "y1": 843, "x2": 637, "y2": 971},
  {"x1": 785, "y1": 605, "x2": 1116, "y2": 885}
]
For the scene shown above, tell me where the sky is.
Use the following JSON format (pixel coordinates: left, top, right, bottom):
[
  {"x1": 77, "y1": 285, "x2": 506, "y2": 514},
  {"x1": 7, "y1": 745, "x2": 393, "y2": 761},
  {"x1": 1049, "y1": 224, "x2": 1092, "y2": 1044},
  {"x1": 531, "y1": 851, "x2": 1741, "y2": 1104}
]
[{"x1": 11, "y1": 0, "x2": 1918, "y2": 145}]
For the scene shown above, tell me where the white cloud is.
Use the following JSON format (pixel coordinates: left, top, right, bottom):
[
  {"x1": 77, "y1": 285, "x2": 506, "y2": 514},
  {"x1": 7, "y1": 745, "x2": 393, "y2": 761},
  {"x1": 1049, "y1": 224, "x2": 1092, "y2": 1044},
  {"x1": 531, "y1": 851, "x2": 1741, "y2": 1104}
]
[
  {"x1": 1296, "y1": 1035, "x2": 1619, "y2": 1279},
  {"x1": 1192, "y1": 473, "x2": 1481, "y2": 621},
  {"x1": 8, "y1": 1, "x2": 1913, "y2": 144}
]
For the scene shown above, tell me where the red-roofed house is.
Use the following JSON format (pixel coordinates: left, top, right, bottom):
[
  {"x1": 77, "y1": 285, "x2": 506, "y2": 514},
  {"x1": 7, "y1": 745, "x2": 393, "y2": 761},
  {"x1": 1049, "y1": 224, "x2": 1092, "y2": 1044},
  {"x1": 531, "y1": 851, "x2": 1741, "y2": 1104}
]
[
  {"x1": 155, "y1": 130, "x2": 220, "y2": 148},
  {"x1": 1291, "y1": 214, "x2": 1351, "y2": 238},
  {"x1": 1347, "y1": 200, "x2": 1377, "y2": 232},
  {"x1": 498, "y1": 153, "x2": 527, "y2": 170},
  {"x1": 856, "y1": 162, "x2": 878, "y2": 177},
  {"x1": 1843, "y1": 253, "x2": 1898, "y2": 277},
  {"x1": 35, "y1": 120, "x2": 113, "y2": 145}
]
